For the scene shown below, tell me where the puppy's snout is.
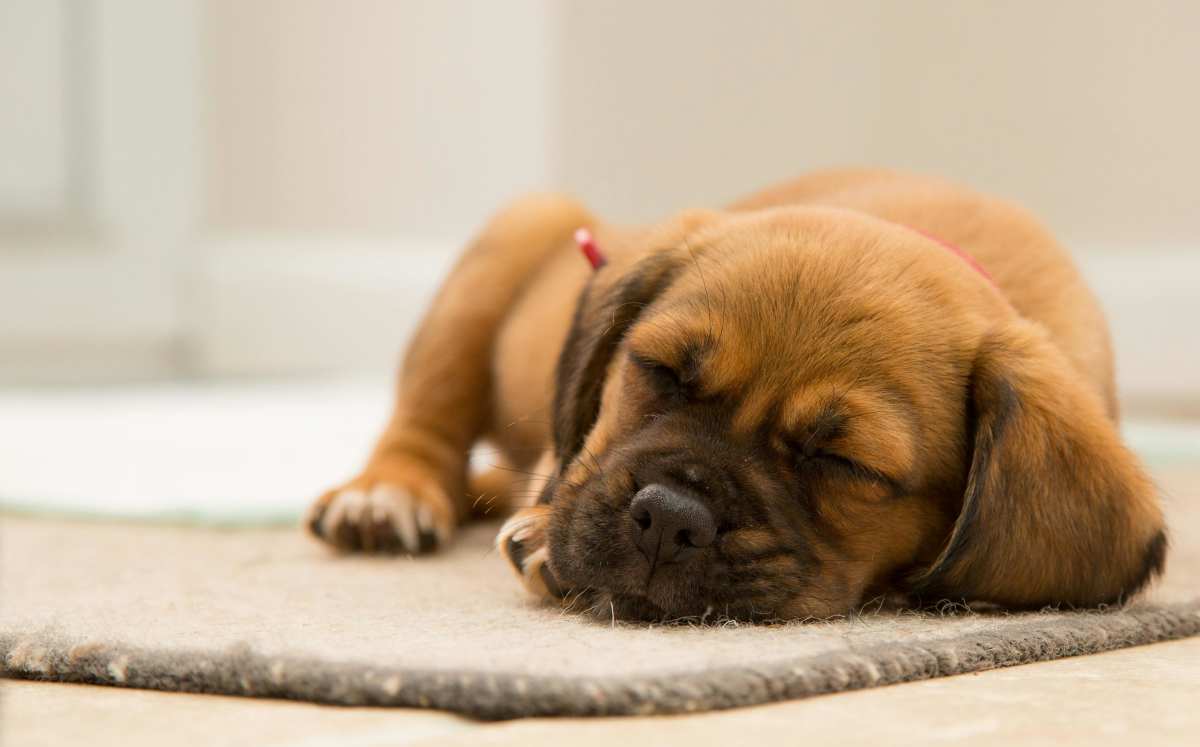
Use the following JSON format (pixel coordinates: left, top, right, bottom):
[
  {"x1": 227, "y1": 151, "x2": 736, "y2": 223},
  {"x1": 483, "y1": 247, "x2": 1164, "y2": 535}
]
[{"x1": 629, "y1": 484, "x2": 716, "y2": 565}]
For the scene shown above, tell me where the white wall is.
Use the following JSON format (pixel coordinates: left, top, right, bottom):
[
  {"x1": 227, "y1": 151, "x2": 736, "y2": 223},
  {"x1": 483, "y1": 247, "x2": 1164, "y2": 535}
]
[
  {"x1": 204, "y1": 0, "x2": 559, "y2": 240},
  {"x1": 555, "y1": 2, "x2": 890, "y2": 222},
  {"x1": 870, "y1": 0, "x2": 1200, "y2": 252},
  {"x1": 204, "y1": 1, "x2": 1200, "y2": 250},
  {"x1": 0, "y1": 0, "x2": 70, "y2": 219},
  {"x1": 0, "y1": 1, "x2": 200, "y2": 383}
]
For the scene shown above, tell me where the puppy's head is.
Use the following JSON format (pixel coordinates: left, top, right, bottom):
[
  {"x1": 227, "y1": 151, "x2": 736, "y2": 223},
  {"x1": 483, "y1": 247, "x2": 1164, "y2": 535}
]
[{"x1": 537, "y1": 208, "x2": 1165, "y2": 622}]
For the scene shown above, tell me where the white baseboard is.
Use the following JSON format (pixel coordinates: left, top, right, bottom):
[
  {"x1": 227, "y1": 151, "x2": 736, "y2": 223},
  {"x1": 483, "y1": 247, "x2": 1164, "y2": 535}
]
[
  {"x1": 187, "y1": 237, "x2": 458, "y2": 377},
  {"x1": 189, "y1": 239, "x2": 1200, "y2": 408},
  {"x1": 0, "y1": 253, "x2": 182, "y2": 384},
  {"x1": 1079, "y1": 252, "x2": 1200, "y2": 408}
]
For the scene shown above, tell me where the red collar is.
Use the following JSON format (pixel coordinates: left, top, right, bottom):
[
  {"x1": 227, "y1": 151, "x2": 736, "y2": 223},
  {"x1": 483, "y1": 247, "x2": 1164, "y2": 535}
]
[
  {"x1": 574, "y1": 228, "x2": 607, "y2": 269},
  {"x1": 905, "y1": 225, "x2": 995, "y2": 286}
]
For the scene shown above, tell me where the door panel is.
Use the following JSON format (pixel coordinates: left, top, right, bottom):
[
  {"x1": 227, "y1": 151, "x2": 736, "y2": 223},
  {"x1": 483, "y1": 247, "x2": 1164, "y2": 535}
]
[{"x1": 0, "y1": 1, "x2": 199, "y2": 383}]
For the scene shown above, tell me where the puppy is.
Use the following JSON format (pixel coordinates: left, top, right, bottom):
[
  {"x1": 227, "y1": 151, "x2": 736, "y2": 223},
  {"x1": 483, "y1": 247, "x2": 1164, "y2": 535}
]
[{"x1": 306, "y1": 169, "x2": 1166, "y2": 621}]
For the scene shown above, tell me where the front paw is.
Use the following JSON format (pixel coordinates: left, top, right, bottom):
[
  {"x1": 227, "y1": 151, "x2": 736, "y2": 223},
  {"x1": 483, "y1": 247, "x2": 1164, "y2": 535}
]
[
  {"x1": 497, "y1": 506, "x2": 563, "y2": 599},
  {"x1": 306, "y1": 466, "x2": 455, "y2": 554}
]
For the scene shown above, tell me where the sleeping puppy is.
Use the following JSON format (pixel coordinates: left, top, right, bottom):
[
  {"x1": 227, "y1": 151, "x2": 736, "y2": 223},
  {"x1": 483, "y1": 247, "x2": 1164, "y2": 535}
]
[{"x1": 306, "y1": 169, "x2": 1167, "y2": 622}]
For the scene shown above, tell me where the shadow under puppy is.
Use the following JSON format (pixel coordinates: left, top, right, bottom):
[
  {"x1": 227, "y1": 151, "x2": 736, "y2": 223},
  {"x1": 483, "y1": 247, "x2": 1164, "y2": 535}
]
[{"x1": 306, "y1": 169, "x2": 1166, "y2": 622}]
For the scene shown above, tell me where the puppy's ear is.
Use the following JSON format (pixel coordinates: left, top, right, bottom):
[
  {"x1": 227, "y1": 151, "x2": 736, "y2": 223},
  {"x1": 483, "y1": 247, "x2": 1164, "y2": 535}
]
[
  {"x1": 552, "y1": 252, "x2": 683, "y2": 467},
  {"x1": 914, "y1": 319, "x2": 1166, "y2": 608}
]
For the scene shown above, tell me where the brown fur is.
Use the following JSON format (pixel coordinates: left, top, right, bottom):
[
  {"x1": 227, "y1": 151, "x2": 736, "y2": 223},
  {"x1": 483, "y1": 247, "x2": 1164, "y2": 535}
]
[{"x1": 307, "y1": 169, "x2": 1165, "y2": 620}]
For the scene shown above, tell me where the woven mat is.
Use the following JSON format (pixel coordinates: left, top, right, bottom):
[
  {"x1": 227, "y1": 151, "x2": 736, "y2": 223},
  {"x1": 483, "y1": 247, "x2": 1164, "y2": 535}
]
[{"x1": 2, "y1": 467, "x2": 1198, "y2": 719}]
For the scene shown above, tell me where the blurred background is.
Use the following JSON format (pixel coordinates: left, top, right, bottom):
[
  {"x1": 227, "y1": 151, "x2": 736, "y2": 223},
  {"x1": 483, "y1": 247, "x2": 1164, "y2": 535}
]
[{"x1": 1, "y1": 1, "x2": 1197, "y2": 518}]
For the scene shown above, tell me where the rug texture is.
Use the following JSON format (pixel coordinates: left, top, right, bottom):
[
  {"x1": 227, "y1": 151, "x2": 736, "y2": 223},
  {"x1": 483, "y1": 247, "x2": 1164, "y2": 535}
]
[{"x1": 3, "y1": 467, "x2": 1199, "y2": 720}]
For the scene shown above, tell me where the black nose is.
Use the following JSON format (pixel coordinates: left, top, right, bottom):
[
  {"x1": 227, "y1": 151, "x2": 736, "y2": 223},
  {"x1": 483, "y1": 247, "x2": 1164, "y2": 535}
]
[{"x1": 629, "y1": 484, "x2": 717, "y2": 565}]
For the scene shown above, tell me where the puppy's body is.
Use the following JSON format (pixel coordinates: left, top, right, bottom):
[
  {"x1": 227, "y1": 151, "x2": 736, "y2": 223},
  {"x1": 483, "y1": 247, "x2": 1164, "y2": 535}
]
[{"x1": 308, "y1": 169, "x2": 1163, "y2": 620}]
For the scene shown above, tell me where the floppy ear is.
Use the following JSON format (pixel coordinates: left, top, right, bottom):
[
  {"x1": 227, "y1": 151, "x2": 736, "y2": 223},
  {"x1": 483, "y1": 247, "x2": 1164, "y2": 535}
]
[
  {"x1": 914, "y1": 319, "x2": 1166, "y2": 608},
  {"x1": 551, "y1": 252, "x2": 683, "y2": 467}
]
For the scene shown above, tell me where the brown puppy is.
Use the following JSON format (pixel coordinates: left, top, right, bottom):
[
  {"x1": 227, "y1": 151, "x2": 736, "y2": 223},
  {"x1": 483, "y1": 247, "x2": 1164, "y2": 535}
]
[{"x1": 306, "y1": 169, "x2": 1166, "y2": 621}]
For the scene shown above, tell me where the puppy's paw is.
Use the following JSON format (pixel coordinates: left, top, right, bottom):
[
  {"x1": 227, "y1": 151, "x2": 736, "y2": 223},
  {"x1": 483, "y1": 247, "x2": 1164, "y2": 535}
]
[
  {"x1": 307, "y1": 465, "x2": 455, "y2": 554},
  {"x1": 497, "y1": 506, "x2": 563, "y2": 599}
]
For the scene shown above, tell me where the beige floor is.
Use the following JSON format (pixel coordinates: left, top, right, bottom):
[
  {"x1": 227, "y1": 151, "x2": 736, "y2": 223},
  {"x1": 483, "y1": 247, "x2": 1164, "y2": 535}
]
[{"x1": 5, "y1": 636, "x2": 1198, "y2": 747}]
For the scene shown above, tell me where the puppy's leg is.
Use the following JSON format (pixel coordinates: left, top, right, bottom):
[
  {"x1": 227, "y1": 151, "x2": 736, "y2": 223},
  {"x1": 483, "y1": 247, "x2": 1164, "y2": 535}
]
[
  {"x1": 496, "y1": 450, "x2": 562, "y2": 599},
  {"x1": 307, "y1": 195, "x2": 592, "y2": 554},
  {"x1": 497, "y1": 505, "x2": 561, "y2": 599}
]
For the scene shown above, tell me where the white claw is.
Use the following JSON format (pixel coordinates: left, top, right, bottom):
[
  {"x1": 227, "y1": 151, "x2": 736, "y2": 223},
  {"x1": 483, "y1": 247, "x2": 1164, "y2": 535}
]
[
  {"x1": 373, "y1": 485, "x2": 420, "y2": 551},
  {"x1": 368, "y1": 496, "x2": 392, "y2": 525},
  {"x1": 497, "y1": 511, "x2": 540, "y2": 549},
  {"x1": 522, "y1": 546, "x2": 550, "y2": 583},
  {"x1": 416, "y1": 504, "x2": 434, "y2": 533},
  {"x1": 433, "y1": 517, "x2": 451, "y2": 547},
  {"x1": 414, "y1": 504, "x2": 439, "y2": 545},
  {"x1": 320, "y1": 490, "x2": 357, "y2": 538},
  {"x1": 342, "y1": 489, "x2": 367, "y2": 524},
  {"x1": 417, "y1": 503, "x2": 452, "y2": 545}
]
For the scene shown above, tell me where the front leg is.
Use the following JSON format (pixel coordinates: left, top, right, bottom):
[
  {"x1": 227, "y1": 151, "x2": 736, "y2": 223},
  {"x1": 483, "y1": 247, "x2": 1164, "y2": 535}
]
[
  {"x1": 496, "y1": 449, "x2": 563, "y2": 599},
  {"x1": 307, "y1": 194, "x2": 594, "y2": 554},
  {"x1": 497, "y1": 504, "x2": 562, "y2": 599}
]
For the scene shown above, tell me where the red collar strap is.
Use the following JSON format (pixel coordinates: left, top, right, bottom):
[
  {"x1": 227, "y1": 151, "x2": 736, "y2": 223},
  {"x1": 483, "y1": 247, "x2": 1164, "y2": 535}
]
[
  {"x1": 574, "y1": 228, "x2": 607, "y2": 269},
  {"x1": 905, "y1": 225, "x2": 995, "y2": 286}
]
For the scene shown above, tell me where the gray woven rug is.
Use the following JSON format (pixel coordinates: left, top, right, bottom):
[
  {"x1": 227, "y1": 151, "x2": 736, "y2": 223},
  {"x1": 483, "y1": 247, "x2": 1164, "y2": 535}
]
[{"x1": 3, "y1": 467, "x2": 1199, "y2": 719}]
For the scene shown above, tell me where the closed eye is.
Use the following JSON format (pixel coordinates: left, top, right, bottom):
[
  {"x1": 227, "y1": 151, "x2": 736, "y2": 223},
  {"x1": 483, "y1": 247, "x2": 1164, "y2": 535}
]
[
  {"x1": 812, "y1": 450, "x2": 871, "y2": 478},
  {"x1": 791, "y1": 444, "x2": 903, "y2": 494},
  {"x1": 630, "y1": 353, "x2": 692, "y2": 400}
]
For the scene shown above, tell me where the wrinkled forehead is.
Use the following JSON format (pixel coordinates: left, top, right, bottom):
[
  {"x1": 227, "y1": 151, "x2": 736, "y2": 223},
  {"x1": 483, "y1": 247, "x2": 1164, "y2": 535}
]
[
  {"x1": 623, "y1": 247, "x2": 934, "y2": 438},
  {"x1": 631, "y1": 251, "x2": 912, "y2": 374},
  {"x1": 625, "y1": 296, "x2": 918, "y2": 479}
]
